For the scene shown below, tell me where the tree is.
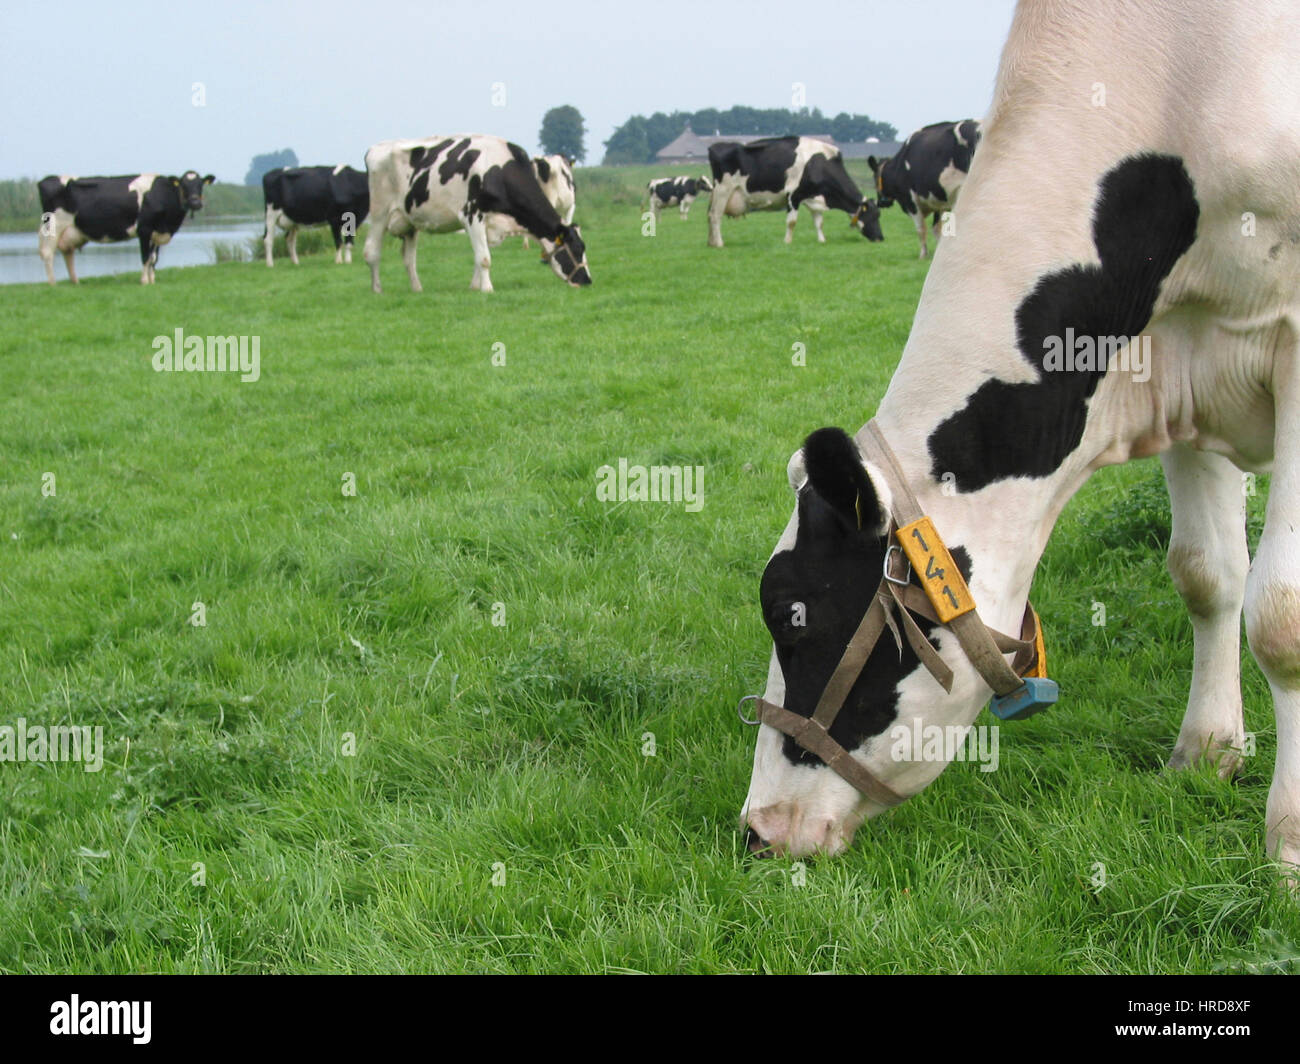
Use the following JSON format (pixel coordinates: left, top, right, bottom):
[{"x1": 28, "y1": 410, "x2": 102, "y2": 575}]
[
  {"x1": 244, "y1": 148, "x2": 299, "y2": 187},
  {"x1": 601, "y1": 116, "x2": 650, "y2": 165},
  {"x1": 539, "y1": 106, "x2": 586, "y2": 163}
]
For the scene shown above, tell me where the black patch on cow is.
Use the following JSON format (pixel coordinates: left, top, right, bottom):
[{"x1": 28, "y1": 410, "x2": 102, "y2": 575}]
[
  {"x1": 534, "y1": 156, "x2": 551, "y2": 183},
  {"x1": 927, "y1": 154, "x2": 1199, "y2": 491},
  {"x1": 761, "y1": 427, "x2": 970, "y2": 764},
  {"x1": 709, "y1": 137, "x2": 795, "y2": 191},
  {"x1": 438, "y1": 138, "x2": 481, "y2": 185},
  {"x1": 790, "y1": 152, "x2": 862, "y2": 214}
]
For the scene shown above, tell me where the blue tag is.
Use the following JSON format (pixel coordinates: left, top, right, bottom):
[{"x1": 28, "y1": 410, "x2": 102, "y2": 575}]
[{"x1": 988, "y1": 677, "x2": 1059, "y2": 720}]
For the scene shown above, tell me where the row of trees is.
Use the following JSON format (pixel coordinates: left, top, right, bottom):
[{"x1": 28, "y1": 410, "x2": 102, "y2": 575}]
[{"x1": 602, "y1": 107, "x2": 897, "y2": 165}]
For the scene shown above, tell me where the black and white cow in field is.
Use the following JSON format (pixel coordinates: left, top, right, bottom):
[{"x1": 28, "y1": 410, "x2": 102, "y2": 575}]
[
  {"x1": 646, "y1": 175, "x2": 714, "y2": 220},
  {"x1": 37, "y1": 171, "x2": 214, "y2": 284},
  {"x1": 262, "y1": 165, "x2": 370, "y2": 267},
  {"x1": 706, "y1": 137, "x2": 883, "y2": 248},
  {"x1": 364, "y1": 136, "x2": 591, "y2": 292},
  {"x1": 743, "y1": 0, "x2": 1300, "y2": 887},
  {"x1": 869, "y1": 120, "x2": 981, "y2": 258}
]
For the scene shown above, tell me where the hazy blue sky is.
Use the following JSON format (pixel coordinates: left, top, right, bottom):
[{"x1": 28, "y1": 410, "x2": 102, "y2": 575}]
[{"x1": 0, "y1": 0, "x2": 1018, "y2": 181}]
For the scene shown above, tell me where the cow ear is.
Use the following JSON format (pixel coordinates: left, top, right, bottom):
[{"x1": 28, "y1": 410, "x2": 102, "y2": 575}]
[
  {"x1": 802, "y1": 427, "x2": 888, "y2": 535},
  {"x1": 204, "y1": 174, "x2": 216, "y2": 185}
]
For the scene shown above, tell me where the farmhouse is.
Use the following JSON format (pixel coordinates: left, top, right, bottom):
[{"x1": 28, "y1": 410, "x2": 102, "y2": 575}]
[{"x1": 655, "y1": 122, "x2": 900, "y2": 165}]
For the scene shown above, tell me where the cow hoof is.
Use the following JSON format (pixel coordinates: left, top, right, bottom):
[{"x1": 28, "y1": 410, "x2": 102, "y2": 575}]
[{"x1": 1167, "y1": 738, "x2": 1244, "y2": 780}]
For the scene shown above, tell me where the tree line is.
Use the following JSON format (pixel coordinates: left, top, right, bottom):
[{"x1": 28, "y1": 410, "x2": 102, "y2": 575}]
[{"x1": 602, "y1": 107, "x2": 897, "y2": 165}]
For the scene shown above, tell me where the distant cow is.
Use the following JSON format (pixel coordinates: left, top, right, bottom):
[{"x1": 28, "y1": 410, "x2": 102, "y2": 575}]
[
  {"x1": 485, "y1": 154, "x2": 576, "y2": 252},
  {"x1": 647, "y1": 175, "x2": 714, "y2": 220},
  {"x1": 869, "y1": 120, "x2": 982, "y2": 258},
  {"x1": 262, "y1": 165, "x2": 370, "y2": 266},
  {"x1": 364, "y1": 135, "x2": 591, "y2": 293},
  {"x1": 37, "y1": 171, "x2": 214, "y2": 285},
  {"x1": 706, "y1": 137, "x2": 882, "y2": 248}
]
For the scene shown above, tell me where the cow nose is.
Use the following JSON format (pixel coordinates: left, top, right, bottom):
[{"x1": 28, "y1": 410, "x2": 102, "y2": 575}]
[{"x1": 745, "y1": 826, "x2": 774, "y2": 856}]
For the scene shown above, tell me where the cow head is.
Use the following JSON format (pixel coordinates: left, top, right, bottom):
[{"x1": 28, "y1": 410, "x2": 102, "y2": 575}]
[
  {"x1": 852, "y1": 199, "x2": 884, "y2": 241},
  {"x1": 540, "y1": 225, "x2": 591, "y2": 286},
  {"x1": 175, "y1": 171, "x2": 216, "y2": 214},
  {"x1": 743, "y1": 427, "x2": 985, "y2": 857},
  {"x1": 868, "y1": 156, "x2": 894, "y2": 208},
  {"x1": 698, "y1": 175, "x2": 715, "y2": 192}
]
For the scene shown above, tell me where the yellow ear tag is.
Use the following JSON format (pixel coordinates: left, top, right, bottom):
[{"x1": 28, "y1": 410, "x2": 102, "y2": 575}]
[
  {"x1": 895, "y1": 516, "x2": 977, "y2": 622},
  {"x1": 1027, "y1": 606, "x2": 1049, "y2": 679},
  {"x1": 554, "y1": 233, "x2": 564, "y2": 247}
]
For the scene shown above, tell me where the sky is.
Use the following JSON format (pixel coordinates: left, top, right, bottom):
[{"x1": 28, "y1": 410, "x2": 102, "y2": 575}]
[{"x1": 0, "y1": 0, "x2": 1019, "y2": 182}]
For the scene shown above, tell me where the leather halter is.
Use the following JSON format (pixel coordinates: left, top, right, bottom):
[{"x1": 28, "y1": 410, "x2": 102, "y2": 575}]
[{"x1": 738, "y1": 420, "x2": 1056, "y2": 808}]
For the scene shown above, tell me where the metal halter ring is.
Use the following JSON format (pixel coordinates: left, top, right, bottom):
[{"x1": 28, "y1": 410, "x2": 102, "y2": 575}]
[
  {"x1": 737, "y1": 694, "x2": 762, "y2": 726},
  {"x1": 883, "y1": 543, "x2": 912, "y2": 586}
]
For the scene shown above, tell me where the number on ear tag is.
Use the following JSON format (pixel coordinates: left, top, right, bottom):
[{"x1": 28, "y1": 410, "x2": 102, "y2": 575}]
[{"x1": 895, "y1": 516, "x2": 977, "y2": 623}]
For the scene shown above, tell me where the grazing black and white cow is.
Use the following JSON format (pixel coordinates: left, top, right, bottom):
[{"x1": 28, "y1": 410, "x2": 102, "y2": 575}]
[
  {"x1": 869, "y1": 120, "x2": 981, "y2": 259},
  {"x1": 262, "y1": 165, "x2": 370, "y2": 267},
  {"x1": 706, "y1": 137, "x2": 882, "y2": 247},
  {"x1": 37, "y1": 171, "x2": 214, "y2": 285},
  {"x1": 364, "y1": 136, "x2": 591, "y2": 292},
  {"x1": 742, "y1": 0, "x2": 1300, "y2": 885},
  {"x1": 646, "y1": 175, "x2": 714, "y2": 220}
]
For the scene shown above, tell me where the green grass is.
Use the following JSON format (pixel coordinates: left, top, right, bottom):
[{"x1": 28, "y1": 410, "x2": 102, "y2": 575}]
[{"x1": 1, "y1": 166, "x2": 1297, "y2": 974}]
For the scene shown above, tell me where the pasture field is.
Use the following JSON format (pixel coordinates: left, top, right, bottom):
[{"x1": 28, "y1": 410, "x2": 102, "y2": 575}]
[{"x1": 2, "y1": 165, "x2": 1298, "y2": 975}]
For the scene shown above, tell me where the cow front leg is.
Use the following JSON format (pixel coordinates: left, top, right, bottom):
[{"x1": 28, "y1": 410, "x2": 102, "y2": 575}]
[
  {"x1": 39, "y1": 223, "x2": 57, "y2": 284},
  {"x1": 139, "y1": 231, "x2": 153, "y2": 285},
  {"x1": 1245, "y1": 350, "x2": 1300, "y2": 880},
  {"x1": 707, "y1": 182, "x2": 727, "y2": 248},
  {"x1": 364, "y1": 221, "x2": 385, "y2": 292},
  {"x1": 1161, "y1": 444, "x2": 1249, "y2": 777},
  {"x1": 330, "y1": 220, "x2": 344, "y2": 265},
  {"x1": 286, "y1": 226, "x2": 300, "y2": 266},
  {"x1": 401, "y1": 232, "x2": 422, "y2": 292},
  {"x1": 784, "y1": 204, "x2": 798, "y2": 245},
  {"x1": 264, "y1": 208, "x2": 278, "y2": 266},
  {"x1": 810, "y1": 205, "x2": 826, "y2": 244},
  {"x1": 62, "y1": 249, "x2": 79, "y2": 284},
  {"x1": 465, "y1": 217, "x2": 493, "y2": 292}
]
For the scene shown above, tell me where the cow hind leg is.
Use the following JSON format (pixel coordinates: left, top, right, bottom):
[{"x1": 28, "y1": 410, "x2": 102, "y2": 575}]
[
  {"x1": 707, "y1": 184, "x2": 727, "y2": 248},
  {"x1": 286, "y1": 226, "x2": 300, "y2": 266},
  {"x1": 63, "y1": 249, "x2": 79, "y2": 284},
  {"x1": 1161, "y1": 444, "x2": 1249, "y2": 777},
  {"x1": 784, "y1": 207, "x2": 798, "y2": 245},
  {"x1": 1245, "y1": 344, "x2": 1300, "y2": 880},
  {"x1": 264, "y1": 207, "x2": 279, "y2": 266}
]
